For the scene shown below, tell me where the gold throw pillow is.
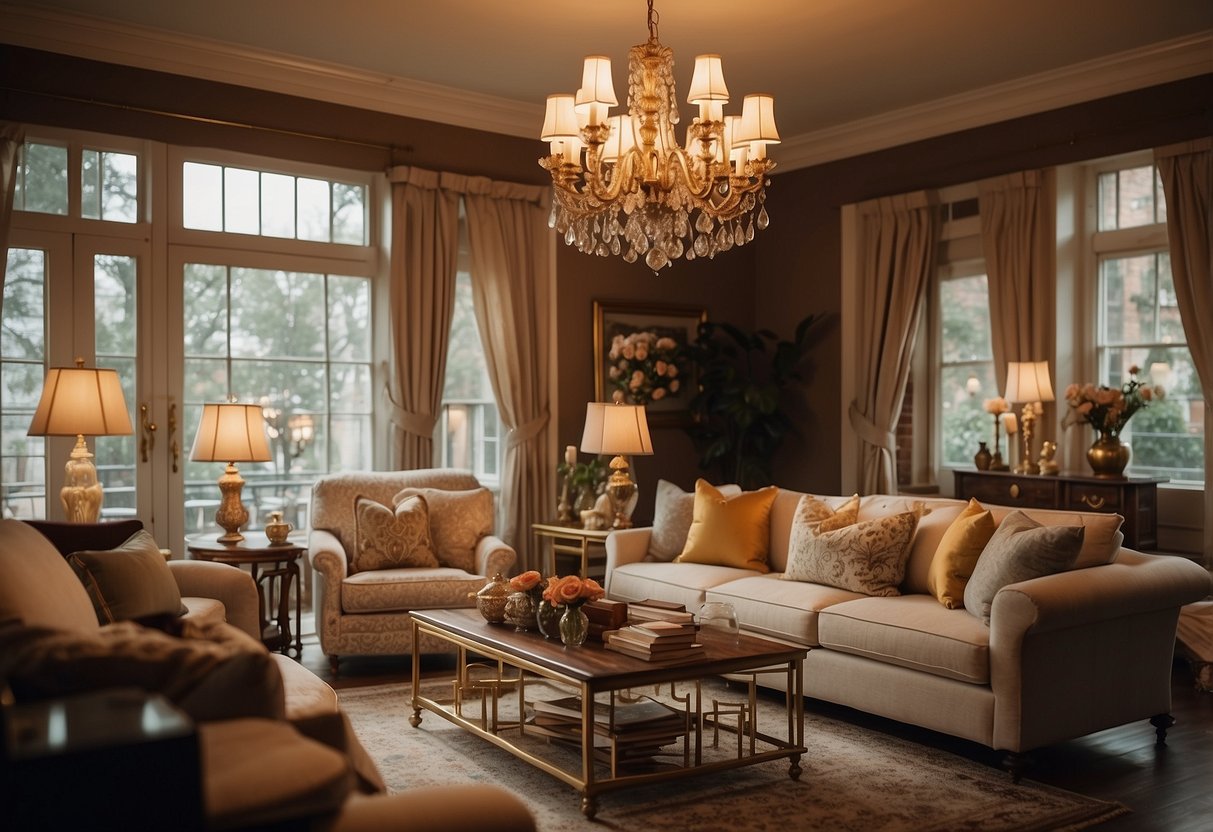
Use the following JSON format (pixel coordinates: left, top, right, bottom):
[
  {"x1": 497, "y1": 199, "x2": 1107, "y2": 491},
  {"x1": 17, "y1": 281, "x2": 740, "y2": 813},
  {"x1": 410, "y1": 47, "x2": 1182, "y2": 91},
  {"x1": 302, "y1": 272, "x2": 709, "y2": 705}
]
[
  {"x1": 926, "y1": 498, "x2": 996, "y2": 609},
  {"x1": 353, "y1": 494, "x2": 439, "y2": 573},
  {"x1": 675, "y1": 480, "x2": 778, "y2": 572}
]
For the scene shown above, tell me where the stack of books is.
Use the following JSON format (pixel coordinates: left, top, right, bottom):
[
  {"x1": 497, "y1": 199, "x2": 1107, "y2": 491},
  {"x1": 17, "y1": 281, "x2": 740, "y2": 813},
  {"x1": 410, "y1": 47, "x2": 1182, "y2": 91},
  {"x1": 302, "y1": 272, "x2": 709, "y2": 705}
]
[
  {"x1": 527, "y1": 695, "x2": 687, "y2": 763},
  {"x1": 626, "y1": 598, "x2": 696, "y2": 626},
  {"x1": 583, "y1": 598, "x2": 628, "y2": 641},
  {"x1": 603, "y1": 620, "x2": 705, "y2": 663}
]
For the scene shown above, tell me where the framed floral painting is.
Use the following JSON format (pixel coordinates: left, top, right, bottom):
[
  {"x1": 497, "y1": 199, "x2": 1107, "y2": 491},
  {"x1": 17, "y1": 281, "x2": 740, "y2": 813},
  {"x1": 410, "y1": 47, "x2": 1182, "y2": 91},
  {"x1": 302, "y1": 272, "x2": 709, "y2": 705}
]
[{"x1": 593, "y1": 300, "x2": 706, "y2": 426}]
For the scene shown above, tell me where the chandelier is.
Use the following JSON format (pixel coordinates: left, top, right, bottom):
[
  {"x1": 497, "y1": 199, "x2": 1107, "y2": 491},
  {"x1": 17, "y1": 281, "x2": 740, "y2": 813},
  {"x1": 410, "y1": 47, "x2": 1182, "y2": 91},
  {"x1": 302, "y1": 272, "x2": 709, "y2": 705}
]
[{"x1": 539, "y1": 0, "x2": 779, "y2": 271}]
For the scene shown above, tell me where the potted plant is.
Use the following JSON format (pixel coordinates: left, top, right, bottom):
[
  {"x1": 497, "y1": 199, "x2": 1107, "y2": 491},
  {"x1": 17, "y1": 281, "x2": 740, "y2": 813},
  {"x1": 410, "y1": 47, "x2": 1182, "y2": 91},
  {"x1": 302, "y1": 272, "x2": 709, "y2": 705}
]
[{"x1": 684, "y1": 313, "x2": 821, "y2": 490}]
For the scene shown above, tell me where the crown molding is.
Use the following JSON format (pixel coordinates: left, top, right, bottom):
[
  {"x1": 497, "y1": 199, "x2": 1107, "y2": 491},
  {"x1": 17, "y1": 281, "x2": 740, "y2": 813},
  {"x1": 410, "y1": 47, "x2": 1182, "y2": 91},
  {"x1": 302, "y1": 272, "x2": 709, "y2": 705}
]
[
  {"x1": 2, "y1": 6, "x2": 1209, "y2": 170},
  {"x1": 776, "y1": 30, "x2": 1213, "y2": 172}
]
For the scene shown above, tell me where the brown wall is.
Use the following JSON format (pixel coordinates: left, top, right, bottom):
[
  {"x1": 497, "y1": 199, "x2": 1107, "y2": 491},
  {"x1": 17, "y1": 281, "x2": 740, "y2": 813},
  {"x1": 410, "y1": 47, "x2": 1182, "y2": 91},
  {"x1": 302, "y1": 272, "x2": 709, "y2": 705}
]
[{"x1": 3, "y1": 45, "x2": 1210, "y2": 512}]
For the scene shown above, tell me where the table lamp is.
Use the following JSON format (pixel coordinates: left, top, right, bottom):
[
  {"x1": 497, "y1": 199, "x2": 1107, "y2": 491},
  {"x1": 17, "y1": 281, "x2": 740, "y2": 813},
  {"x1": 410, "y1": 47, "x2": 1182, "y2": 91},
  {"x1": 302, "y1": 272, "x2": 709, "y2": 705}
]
[
  {"x1": 27, "y1": 358, "x2": 134, "y2": 523},
  {"x1": 1004, "y1": 361, "x2": 1055, "y2": 475},
  {"x1": 190, "y1": 402, "x2": 272, "y2": 543},
  {"x1": 580, "y1": 401, "x2": 653, "y2": 529}
]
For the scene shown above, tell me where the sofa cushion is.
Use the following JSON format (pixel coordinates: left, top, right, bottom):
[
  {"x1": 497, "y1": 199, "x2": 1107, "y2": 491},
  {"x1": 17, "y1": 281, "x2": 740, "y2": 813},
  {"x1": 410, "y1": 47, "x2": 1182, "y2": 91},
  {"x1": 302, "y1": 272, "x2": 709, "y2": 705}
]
[
  {"x1": 796, "y1": 493, "x2": 860, "y2": 533},
  {"x1": 608, "y1": 561, "x2": 756, "y2": 611},
  {"x1": 392, "y1": 486, "x2": 494, "y2": 572},
  {"x1": 927, "y1": 499, "x2": 997, "y2": 610},
  {"x1": 67, "y1": 530, "x2": 188, "y2": 624},
  {"x1": 706, "y1": 574, "x2": 863, "y2": 646},
  {"x1": 0, "y1": 519, "x2": 99, "y2": 634},
  {"x1": 675, "y1": 480, "x2": 778, "y2": 572},
  {"x1": 648, "y1": 479, "x2": 741, "y2": 561},
  {"x1": 353, "y1": 495, "x2": 440, "y2": 573},
  {"x1": 988, "y1": 506, "x2": 1123, "y2": 568},
  {"x1": 340, "y1": 567, "x2": 486, "y2": 614},
  {"x1": 818, "y1": 595, "x2": 992, "y2": 685},
  {"x1": 782, "y1": 510, "x2": 920, "y2": 596},
  {"x1": 964, "y1": 510, "x2": 1084, "y2": 624}
]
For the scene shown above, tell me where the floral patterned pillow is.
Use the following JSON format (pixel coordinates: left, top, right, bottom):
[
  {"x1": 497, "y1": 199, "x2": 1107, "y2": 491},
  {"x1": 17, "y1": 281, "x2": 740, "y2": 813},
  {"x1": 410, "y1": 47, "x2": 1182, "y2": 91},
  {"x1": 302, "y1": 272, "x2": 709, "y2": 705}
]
[
  {"x1": 353, "y1": 494, "x2": 439, "y2": 573},
  {"x1": 795, "y1": 493, "x2": 860, "y2": 534},
  {"x1": 781, "y1": 508, "x2": 920, "y2": 596},
  {"x1": 392, "y1": 487, "x2": 494, "y2": 573}
]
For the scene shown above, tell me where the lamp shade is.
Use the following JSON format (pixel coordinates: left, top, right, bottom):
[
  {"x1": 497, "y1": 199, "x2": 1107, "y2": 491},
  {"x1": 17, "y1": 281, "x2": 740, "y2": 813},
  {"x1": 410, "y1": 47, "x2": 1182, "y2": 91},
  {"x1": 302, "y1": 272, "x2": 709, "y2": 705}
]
[
  {"x1": 1004, "y1": 361, "x2": 1056, "y2": 403},
  {"x1": 580, "y1": 402, "x2": 653, "y2": 456},
  {"x1": 190, "y1": 403, "x2": 272, "y2": 464},
  {"x1": 687, "y1": 54, "x2": 729, "y2": 103},
  {"x1": 540, "y1": 94, "x2": 580, "y2": 141},
  {"x1": 575, "y1": 56, "x2": 618, "y2": 109},
  {"x1": 734, "y1": 94, "x2": 780, "y2": 146},
  {"x1": 28, "y1": 362, "x2": 133, "y2": 437},
  {"x1": 602, "y1": 114, "x2": 638, "y2": 163}
]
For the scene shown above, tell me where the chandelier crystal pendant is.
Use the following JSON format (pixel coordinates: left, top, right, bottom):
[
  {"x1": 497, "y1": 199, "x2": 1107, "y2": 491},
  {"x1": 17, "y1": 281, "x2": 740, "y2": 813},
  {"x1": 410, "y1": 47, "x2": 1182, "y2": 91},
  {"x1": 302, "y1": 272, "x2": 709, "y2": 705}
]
[{"x1": 539, "y1": 0, "x2": 779, "y2": 272}]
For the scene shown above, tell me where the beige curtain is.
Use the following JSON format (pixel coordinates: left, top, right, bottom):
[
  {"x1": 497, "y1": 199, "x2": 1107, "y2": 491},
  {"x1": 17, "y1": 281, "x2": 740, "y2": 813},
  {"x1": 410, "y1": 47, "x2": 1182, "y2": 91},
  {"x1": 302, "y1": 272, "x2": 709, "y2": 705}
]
[
  {"x1": 979, "y1": 169, "x2": 1057, "y2": 443},
  {"x1": 385, "y1": 166, "x2": 461, "y2": 468},
  {"x1": 1155, "y1": 138, "x2": 1213, "y2": 569},
  {"x1": 0, "y1": 123, "x2": 25, "y2": 320},
  {"x1": 849, "y1": 191, "x2": 940, "y2": 494},
  {"x1": 452, "y1": 174, "x2": 553, "y2": 568}
]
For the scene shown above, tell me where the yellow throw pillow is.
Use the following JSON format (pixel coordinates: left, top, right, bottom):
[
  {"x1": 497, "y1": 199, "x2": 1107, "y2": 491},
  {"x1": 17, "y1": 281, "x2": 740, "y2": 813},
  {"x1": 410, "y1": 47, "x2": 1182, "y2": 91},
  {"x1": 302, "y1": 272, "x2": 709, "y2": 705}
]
[
  {"x1": 675, "y1": 480, "x2": 778, "y2": 572},
  {"x1": 926, "y1": 498, "x2": 996, "y2": 609},
  {"x1": 353, "y1": 494, "x2": 440, "y2": 573}
]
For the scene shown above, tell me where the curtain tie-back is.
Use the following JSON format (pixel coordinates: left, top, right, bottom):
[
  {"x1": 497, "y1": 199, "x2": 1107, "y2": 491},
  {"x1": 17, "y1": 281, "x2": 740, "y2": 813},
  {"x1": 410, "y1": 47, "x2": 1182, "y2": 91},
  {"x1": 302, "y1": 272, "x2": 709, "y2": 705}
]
[
  {"x1": 381, "y1": 384, "x2": 438, "y2": 438},
  {"x1": 507, "y1": 411, "x2": 549, "y2": 449},
  {"x1": 848, "y1": 401, "x2": 895, "y2": 450}
]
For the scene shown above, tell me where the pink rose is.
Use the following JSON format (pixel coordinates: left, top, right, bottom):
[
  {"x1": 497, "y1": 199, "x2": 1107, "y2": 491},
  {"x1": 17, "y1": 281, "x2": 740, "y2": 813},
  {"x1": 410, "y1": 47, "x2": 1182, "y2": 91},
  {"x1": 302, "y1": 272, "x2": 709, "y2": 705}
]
[
  {"x1": 635, "y1": 344, "x2": 649, "y2": 361},
  {"x1": 651, "y1": 387, "x2": 666, "y2": 400},
  {"x1": 669, "y1": 379, "x2": 680, "y2": 393},
  {"x1": 622, "y1": 344, "x2": 635, "y2": 360},
  {"x1": 656, "y1": 337, "x2": 677, "y2": 351},
  {"x1": 655, "y1": 360, "x2": 668, "y2": 376}
]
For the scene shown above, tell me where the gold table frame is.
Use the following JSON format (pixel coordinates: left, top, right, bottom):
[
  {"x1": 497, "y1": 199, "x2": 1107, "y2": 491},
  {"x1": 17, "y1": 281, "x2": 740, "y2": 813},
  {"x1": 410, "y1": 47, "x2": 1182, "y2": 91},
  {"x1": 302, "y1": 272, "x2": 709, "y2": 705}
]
[{"x1": 410, "y1": 609, "x2": 806, "y2": 818}]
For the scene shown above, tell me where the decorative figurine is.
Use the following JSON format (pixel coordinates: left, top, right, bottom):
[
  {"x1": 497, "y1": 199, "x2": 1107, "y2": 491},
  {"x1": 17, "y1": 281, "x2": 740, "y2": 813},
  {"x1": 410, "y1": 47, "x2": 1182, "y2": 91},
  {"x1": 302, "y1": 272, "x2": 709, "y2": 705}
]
[{"x1": 1038, "y1": 440, "x2": 1060, "y2": 476}]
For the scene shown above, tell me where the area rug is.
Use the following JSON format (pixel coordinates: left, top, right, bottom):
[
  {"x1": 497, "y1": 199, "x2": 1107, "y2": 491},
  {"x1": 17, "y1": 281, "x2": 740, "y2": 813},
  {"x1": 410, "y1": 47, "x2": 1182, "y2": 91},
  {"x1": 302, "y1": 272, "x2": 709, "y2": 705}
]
[{"x1": 339, "y1": 678, "x2": 1127, "y2": 832}]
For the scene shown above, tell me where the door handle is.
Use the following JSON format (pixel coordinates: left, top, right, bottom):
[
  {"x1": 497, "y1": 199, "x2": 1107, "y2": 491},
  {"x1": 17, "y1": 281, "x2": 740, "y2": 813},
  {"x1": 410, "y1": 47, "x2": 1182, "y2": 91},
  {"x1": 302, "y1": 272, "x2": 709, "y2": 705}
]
[
  {"x1": 1080, "y1": 494, "x2": 1106, "y2": 510},
  {"x1": 140, "y1": 403, "x2": 157, "y2": 463},
  {"x1": 168, "y1": 400, "x2": 179, "y2": 474}
]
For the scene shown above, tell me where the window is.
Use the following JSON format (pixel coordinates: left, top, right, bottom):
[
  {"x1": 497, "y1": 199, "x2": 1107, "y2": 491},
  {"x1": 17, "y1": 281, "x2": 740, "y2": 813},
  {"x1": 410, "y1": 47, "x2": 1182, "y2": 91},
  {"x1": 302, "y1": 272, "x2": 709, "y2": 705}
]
[
  {"x1": 938, "y1": 267, "x2": 996, "y2": 468},
  {"x1": 0, "y1": 248, "x2": 48, "y2": 519},
  {"x1": 13, "y1": 141, "x2": 68, "y2": 215},
  {"x1": 1094, "y1": 162, "x2": 1203, "y2": 482}
]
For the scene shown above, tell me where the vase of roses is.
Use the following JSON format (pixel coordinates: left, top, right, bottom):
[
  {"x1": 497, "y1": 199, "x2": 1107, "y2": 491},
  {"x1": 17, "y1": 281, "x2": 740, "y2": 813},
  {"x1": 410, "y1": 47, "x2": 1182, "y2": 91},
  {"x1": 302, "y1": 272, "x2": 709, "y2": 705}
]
[
  {"x1": 542, "y1": 574, "x2": 605, "y2": 646},
  {"x1": 504, "y1": 570, "x2": 543, "y2": 632},
  {"x1": 1063, "y1": 366, "x2": 1164, "y2": 478},
  {"x1": 607, "y1": 330, "x2": 683, "y2": 406}
]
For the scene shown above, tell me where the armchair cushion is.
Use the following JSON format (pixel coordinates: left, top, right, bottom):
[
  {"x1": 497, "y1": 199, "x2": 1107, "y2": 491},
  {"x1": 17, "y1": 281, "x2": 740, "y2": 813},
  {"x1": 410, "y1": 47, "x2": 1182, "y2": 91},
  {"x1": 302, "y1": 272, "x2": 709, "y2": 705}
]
[
  {"x1": 392, "y1": 486, "x2": 494, "y2": 572},
  {"x1": 67, "y1": 530, "x2": 188, "y2": 624},
  {"x1": 353, "y1": 495, "x2": 439, "y2": 573}
]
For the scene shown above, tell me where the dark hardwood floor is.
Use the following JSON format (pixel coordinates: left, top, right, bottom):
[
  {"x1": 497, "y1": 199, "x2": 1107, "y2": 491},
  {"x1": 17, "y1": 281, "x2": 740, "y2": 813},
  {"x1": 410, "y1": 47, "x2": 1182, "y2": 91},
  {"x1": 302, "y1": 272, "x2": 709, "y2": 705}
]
[{"x1": 296, "y1": 631, "x2": 1212, "y2": 830}]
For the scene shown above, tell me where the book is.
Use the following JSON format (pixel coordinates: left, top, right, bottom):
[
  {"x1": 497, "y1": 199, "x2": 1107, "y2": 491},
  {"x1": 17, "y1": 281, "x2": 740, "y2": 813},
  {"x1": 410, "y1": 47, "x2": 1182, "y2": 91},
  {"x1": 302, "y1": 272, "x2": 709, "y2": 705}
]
[
  {"x1": 605, "y1": 629, "x2": 697, "y2": 651},
  {"x1": 531, "y1": 695, "x2": 682, "y2": 730},
  {"x1": 628, "y1": 621, "x2": 698, "y2": 640},
  {"x1": 583, "y1": 598, "x2": 628, "y2": 628},
  {"x1": 627, "y1": 605, "x2": 696, "y2": 624},
  {"x1": 603, "y1": 639, "x2": 706, "y2": 664},
  {"x1": 634, "y1": 598, "x2": 685, "y2": 611}
]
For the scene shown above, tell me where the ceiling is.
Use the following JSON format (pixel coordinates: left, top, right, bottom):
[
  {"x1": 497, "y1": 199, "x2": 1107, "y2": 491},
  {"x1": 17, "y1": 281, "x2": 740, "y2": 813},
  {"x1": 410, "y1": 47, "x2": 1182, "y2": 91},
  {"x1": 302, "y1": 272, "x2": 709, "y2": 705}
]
[{"x1": 4, "y1": 0, "x2": 1212, "y2": 168}]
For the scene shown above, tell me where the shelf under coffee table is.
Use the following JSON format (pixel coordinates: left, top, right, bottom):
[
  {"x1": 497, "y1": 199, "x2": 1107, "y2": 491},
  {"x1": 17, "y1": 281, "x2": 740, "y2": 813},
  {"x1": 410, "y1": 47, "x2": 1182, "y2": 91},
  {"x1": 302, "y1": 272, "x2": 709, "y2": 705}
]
[{"x1": 409, "y1": 608, "x2": 807, "y2": 818}]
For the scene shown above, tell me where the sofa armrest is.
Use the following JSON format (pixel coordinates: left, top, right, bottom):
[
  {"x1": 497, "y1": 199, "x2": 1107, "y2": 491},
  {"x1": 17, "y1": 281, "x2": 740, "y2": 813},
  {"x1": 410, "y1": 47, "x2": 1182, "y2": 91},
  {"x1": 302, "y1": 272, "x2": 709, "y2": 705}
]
[
  {"x1": 169, "y1": 560, "x2": 260, "y2": 639},
  {"x1": 604, "y1": 527, "x2": 652, "y2": 596},
  {"x1": 309, "y1": 529, "x2": 350, "y2": 580},
  {"x1": 475, "y1": 535, "x2": 516, "y2": 579}
]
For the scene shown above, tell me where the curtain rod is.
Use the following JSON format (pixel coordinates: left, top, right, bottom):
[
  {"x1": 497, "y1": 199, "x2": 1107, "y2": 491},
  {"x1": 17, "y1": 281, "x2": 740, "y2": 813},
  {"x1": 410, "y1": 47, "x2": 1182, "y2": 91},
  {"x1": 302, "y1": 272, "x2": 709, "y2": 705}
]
[{"x1": 3, "y1": 86, "x2": 398, "y2": 152}]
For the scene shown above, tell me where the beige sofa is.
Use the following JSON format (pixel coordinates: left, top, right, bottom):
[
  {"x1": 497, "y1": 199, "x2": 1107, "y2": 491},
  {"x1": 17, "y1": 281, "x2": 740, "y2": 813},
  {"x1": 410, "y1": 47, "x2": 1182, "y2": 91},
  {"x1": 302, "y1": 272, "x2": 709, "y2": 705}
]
[
  {"x1": 605, "y1": 490, "x2": 1212, "y2": 774},
  {"x1": 309, "y1": 470, "x2": 516, "y2": 675},
  {"x1": 0, "y1": 518, "x2": 535, "y2": 831}
]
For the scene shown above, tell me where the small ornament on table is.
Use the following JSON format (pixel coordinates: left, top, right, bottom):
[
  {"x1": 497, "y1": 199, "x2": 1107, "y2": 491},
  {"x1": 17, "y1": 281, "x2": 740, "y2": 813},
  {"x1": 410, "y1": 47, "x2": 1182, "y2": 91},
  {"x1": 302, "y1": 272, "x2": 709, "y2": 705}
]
[
  {"x1": 556, "y1": 444, "x2": 577, "y2": 522},
  {"x1": 983, "y1": 397, "x2": 1011, "y2": 471},
  {"x1": 1038, "y1": 440, "x2": 1060, "y2": 476},
  {"x1": 542, "y1": 574, "x2": 606, "y2": 647}
]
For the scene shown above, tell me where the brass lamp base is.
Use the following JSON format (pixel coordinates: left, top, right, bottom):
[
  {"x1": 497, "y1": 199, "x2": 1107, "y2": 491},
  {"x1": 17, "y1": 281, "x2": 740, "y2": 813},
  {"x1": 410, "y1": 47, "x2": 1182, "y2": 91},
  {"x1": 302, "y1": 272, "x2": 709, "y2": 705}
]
[
  {"x1": 214, "y1": 463, "x2": 250, "y2": 544},
  {"x1": 605, "y1": 455, "x2": 636, "y2": 530},
  {"x1": 61, "y1": 434, "x2": 103, "y2": 523}
]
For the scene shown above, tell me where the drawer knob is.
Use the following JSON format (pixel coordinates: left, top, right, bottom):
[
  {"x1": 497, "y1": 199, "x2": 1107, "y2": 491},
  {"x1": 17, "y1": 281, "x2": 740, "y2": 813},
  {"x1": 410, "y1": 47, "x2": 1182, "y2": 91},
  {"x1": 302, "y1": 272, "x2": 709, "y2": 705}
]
[
  {"x1": 1009, "y1": 484, "x2": 1020, "y2": 499},
  {"x1": 1080, "y1": 494, "x2": 1107, "y2": 510}
]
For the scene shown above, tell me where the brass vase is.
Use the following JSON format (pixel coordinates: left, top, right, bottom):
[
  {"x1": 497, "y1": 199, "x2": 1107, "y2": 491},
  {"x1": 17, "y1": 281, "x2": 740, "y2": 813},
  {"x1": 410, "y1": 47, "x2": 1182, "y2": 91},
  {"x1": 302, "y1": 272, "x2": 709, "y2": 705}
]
[
  {"x1": 1087, "y1": 432, "x2": 1131, "y2": 479},
  {"x1": 504, "y1": 591, "x2": 540, "y2": 632},
  {"x1": 973, "y1": 442, "x2": 992, "y2": 471}
]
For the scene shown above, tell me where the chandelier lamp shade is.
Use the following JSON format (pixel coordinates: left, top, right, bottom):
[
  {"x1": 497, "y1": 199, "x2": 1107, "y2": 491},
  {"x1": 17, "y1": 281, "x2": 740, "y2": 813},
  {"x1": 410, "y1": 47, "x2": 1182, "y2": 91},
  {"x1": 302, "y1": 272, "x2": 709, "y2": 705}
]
[
  {"x1": 540, "y1": 0, "x2": 779, "y2": 272},
  {"x1": 27, "y1": 358, "x2": 134, "y2": 523},
  {"x1": 190, "y1": 402, "x2": 273, "y2": 544},
  {"x1": 580, "y1": 401, "x2": 654, "y2": 529}
]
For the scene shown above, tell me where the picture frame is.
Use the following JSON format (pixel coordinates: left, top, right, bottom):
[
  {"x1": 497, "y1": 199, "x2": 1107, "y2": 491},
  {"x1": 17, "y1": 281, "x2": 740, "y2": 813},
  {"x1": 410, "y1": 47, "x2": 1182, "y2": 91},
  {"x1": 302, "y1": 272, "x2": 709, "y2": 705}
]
[{"x1": 593, "y1": 300, "x2": 707, "y2": 427}]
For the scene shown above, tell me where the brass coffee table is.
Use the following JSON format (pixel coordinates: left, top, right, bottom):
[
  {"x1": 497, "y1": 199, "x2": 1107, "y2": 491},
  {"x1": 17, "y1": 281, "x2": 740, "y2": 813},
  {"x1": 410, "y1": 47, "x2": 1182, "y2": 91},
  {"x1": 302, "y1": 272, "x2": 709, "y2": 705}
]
[{"x1": 409, "y1": 609, "x2": 806, "y2": 818}]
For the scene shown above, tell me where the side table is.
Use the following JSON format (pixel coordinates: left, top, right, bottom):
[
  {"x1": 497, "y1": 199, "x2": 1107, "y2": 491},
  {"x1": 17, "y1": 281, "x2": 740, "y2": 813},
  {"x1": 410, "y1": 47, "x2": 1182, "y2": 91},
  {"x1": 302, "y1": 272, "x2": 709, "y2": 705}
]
[
  {"x1": 531, "y1": 522, "x2": 612, "y2": 579},
  {"x1": 186, "y1": 532, "x2": 304, "y2": 657}
]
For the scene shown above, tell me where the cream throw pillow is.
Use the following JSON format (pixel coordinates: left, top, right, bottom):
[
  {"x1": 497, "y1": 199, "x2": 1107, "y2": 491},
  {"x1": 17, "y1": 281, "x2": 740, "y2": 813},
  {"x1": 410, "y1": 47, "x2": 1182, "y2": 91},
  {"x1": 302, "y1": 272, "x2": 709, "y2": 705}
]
[
  {"x1": 795, "y1": 493, "x2": 860, "y2": 533},
  {"x1": 353, "y1": 495, "x2": 439, "y2": 572},
  {"x1": 782, "y1": 507, "x2": 920, "y2": 596},
  {"x1": 648, "y1": 479, "x2": 742, "y2": 561},
  {"x1": 675, "y1": 480, "x2": 778, "y2": 573},
  {"x1": 391, "y1": 486, "x2": 494, "y2": 572},
  {"x1": 926, "y1": 498, "x2": 997, "y2": 610},
  {"x1": 963, "y1": 510, "x2": 1084, "y2": 625}
]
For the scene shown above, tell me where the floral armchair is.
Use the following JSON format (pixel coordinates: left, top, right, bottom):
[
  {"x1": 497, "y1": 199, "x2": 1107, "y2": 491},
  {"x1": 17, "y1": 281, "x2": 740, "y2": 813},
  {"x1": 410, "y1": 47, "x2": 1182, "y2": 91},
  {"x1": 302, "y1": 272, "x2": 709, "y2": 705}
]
[{"x1": 308, "y1": 470, "x2": 516, "y2": 675}]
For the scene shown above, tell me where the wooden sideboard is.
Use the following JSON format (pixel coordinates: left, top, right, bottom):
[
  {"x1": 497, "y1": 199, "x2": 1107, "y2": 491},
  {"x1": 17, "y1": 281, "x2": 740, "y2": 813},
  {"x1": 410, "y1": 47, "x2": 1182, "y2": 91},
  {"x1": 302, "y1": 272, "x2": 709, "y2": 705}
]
[{"x1": 953, "y1": 469, "x2": 1166, "y2": 552}]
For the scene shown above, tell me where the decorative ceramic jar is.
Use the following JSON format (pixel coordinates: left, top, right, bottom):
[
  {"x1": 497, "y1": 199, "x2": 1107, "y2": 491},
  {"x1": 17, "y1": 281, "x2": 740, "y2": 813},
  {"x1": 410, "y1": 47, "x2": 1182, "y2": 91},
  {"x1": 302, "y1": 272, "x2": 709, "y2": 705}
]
[
  {"x1": 504, "y1": 591, "x2": 540, "y2": 632},
  {"x1": 1087, "y1": 432, "x2": 1131, "y2": 478},
  {"x1": 265, "y1": 511, "x2": 292, "y2": 545},
  {"x1": 559, "y1": 604, "x2": 590, "y2": 647},
  {"x1": 474, "y1": 572, "x2": 510, "y2": 624},
  {"x1": 537, "y1": 599, "x2": 564, "y2": 639},
  {"x1": 973, "y1": 442, "x2": 992, "y2": 471}
]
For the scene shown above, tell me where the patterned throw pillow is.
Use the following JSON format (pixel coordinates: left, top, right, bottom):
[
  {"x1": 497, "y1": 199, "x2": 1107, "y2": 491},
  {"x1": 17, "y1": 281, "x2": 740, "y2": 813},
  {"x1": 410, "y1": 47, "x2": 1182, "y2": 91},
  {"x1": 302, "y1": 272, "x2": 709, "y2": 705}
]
[
  {"x1": 675, "y1": 480, "x2": 779, "y2": 572},
  {"x1": 648, "y1": 479, "x2": 742, "y2": 561},
  {"x1": 391, "y1": 487, "x2": 494, "y2": 573},
  {"x1": 795, "y1": 493, "x2": 860, "y2": 534},
  {"x1": 963, "y1": 510, "x2": 1084, "y2": 625},
  {"x1": 353, "y1": 495, "x2": 439, "y2": 573},
  {"x1": 781, "y1": 507, "x2": 920, "y2": 596}
]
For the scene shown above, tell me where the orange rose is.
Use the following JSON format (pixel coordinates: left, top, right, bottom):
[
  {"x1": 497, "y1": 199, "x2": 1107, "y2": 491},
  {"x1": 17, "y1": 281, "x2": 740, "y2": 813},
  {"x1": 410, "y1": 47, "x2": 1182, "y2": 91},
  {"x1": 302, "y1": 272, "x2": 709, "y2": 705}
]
[
  {"x1": 509, "y1": 570, "x2": 542, "y2": 593},
  {"x1": 580, "y1": 578, "x2": 605, "y2": 602},
  {"x1": 556, "y1": 576, "x2": 585, "y2": 603},
  {"x1": 542, "y1": 575, "x2": 568, "y2": 604}
]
